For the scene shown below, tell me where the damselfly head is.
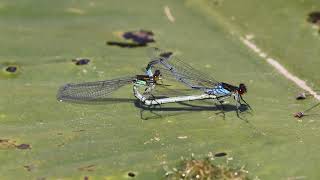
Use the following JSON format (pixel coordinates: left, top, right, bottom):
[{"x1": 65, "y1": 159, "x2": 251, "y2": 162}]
[
  {"x1": 238, "y1": 83, "x2": 247, "y2": 95},
  {"x1": 154, "y1": 70, "x2": 161, "y2": 76},
  {"x1": 153, "y1": 70, "x2": 161, "y2": 81}
]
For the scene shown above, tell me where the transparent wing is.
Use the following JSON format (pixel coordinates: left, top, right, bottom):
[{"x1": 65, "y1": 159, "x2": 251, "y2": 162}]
[
  {"x1": 57, "y1": 76, "x2": 136, "y2": 101},
  {"x1": 147, "y1": 47, "x2": 219, "y2": 90}
]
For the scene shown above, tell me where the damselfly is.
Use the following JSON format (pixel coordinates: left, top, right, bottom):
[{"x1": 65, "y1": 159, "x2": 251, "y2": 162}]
[{"x1": 145, "y1": 47, "x2": 252, "y2": 112}]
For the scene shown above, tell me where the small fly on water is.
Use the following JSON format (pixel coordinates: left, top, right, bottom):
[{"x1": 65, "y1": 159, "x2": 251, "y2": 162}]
[{"x1": 145, "y1": 47, "x2": 252, "y2": 113}]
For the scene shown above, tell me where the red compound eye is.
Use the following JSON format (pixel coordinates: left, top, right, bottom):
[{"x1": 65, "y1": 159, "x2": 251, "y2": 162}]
[{"x1": 238, "y1": 83, "x2": 247, "y2": 95}]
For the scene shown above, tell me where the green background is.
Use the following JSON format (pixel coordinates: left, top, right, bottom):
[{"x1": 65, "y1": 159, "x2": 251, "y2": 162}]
[{"x1": 0, "y1": 0, "x2": 319, "y2": 179}]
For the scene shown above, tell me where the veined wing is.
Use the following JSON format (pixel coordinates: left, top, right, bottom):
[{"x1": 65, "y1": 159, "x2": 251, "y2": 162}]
[
  {"x1": 57, "y1": 76, "x2": 136, "y2": 101},
  {"x1": 148, "y1": 47, "x2": 219, "y2": 90}
]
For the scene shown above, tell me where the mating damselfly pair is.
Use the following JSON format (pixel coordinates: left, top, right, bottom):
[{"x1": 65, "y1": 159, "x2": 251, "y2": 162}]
[{"x1": 57, "y1": 47, "x2": 251, "y2": 115}]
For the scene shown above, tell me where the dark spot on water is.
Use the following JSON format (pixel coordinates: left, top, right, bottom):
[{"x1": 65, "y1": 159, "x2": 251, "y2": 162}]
[
  {"x1": 5, "y1": 66, "x2": 17, "y2": 73},
  {"x1": 308, "y1": 11, "x2": 320, "y2": 24},
  {"x1": 128, "y1": 172, "x2": 136, "y2": 177},
  {"x1": 160, "y1": 52, "x2": 173, "y2": 58},
  {"x1": 107, "y1": 29, "x2": 154, "y2": 48},
  {"x1": 214, "y1": 152, "x2": 227, "y2": 157},
  {"x1": 23, "y1": 165, "x2": 34, "y2": 172},
  {"x1": 57, "y1": 132, "x2": 63, "y2": 135},
  {"x1": 16, "y1": 144, "x2": 31, "y2": 150},
  {"x1": 106, "y1": 41, "x2": 147, "y2": 48},
  {"x1": 72, "y1": 58, "x2": 90, "y2": 65},
  {"x1": 84, "y1": 176, "x2": 89, "y2": 180},
  {"x1": 123, "y1": 30, "x2": 155, "y2": 44},
  {"x1": 296, "y1": 95, "x2": 306, "y2": 100},
  {"x1": 72, "y1": 129, "x2": 85, "y2": 132},
  {"x1": 57, "y1": 142, "x2": 65, "y2": 147}
]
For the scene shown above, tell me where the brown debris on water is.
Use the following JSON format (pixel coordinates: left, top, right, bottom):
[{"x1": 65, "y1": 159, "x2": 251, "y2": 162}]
[
  {"x1": 23, "y1": 165, "x2": 35, "y2": 172},
  {"x1": 308, "y1": 11, "x2": 320, "y2": 24},
  {"x1": 165, "y1": 157, "x2": 249, "y2": 180},
  {"x1": 0, "y1": 139, "x2": 31, "y2": 150},
  {"x1": 296, "y1": 92, "x2": 308, "y2": 100},
  {"x1": 294, "y1": 112, "x2": 304, "y2": 118},
  {"x1": 78, "y1": 165, "x2": 96, "y2": 172},
  {"x1": 0, "y1": 139, "x2": 16, "y2": 149}
]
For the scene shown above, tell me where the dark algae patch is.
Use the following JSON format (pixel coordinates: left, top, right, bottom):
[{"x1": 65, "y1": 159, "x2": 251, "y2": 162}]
[
  {"x1": 16, "y1": 143, "x2": 31, "y2": 150},
  {"x1": 5, "y1": 66, "x2": 17, "y2": 73},
  {"x1": 128, "y1": 172, "x2": 136, "y2": 178},
  {"x1": 122, "y1": 30, "x2": 155, "y2": 44},
  {"x1": 1, "y1": 63, "x2": 20, "y2": 78},
  {"x1": 214, "y1": 152, "x2": 227, "y2": 157},
  {"x1": 165, "y1": 157, "x2": 249, "y2": 180},
  {"x1": 107, "y1": 29, "x2": 155, "y2": 48},
  {"x1": 72, "y1": 58, "x2": 90, "y2": 66}
]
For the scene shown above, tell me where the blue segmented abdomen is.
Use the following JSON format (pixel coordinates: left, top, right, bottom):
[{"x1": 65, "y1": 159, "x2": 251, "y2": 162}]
[{"x1": 205, "y1": 84, "x2": 231, "y2": 96}]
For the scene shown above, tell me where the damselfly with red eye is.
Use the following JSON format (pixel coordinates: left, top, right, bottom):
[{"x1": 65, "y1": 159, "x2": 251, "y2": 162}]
[{"x1": 143, "y1": 47, "x2": 252, "y2": 114}]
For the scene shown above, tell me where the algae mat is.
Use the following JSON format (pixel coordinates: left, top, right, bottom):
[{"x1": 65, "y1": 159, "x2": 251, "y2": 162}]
[{"x1": 0, "y1": 0, "x2": 319, "y2": 179}]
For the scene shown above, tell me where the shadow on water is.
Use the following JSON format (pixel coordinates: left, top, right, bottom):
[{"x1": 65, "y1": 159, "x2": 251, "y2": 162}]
[
  {"x1": 58, "y1": 97, "x2": 137, "y2": 105},
  {"x1": 59, "y1": 97, "x2": 252, "y2": 122},
  {"x1": 134, "y1": 100, "x2": 249, "y2": 120},
  {"x1": 106, "y1": 41, "x2": 147, "y2": 48}
]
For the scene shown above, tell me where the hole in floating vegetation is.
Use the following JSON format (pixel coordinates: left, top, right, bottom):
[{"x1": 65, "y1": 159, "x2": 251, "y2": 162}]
[
  {"x1": 214, "y1": 152, "x2": 227, "y2": 157},
  {"x1": 5, "y1": 66, "x2": 17, "y2": 73},
  {"x1": 72, "y1": 58, "x2": 90, "y2": 65},
  {"x1": 308, "y1": 11, "x2": 320, "y2": 24},
  {"x1": 128, "y1": 172, "x2": 136, "y2": 178},
  {"x1": 16, "y1": 144, "x2": 31, "y2": 150}
]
